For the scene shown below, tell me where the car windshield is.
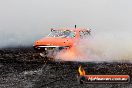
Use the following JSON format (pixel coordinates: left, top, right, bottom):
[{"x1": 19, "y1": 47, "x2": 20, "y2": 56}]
[{"x1": 48, "y1": 30, "x2": 75, "y2": 38}]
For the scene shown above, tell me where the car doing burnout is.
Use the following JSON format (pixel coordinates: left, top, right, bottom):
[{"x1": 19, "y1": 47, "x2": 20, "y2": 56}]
[{"x1": 33, "y1": 26, "x2": 91, "y2": 58}]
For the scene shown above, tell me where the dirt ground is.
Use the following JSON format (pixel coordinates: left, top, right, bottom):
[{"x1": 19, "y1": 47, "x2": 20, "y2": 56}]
[{"x1": 0, "y1": 47, "x2": 132, "y2": 88}]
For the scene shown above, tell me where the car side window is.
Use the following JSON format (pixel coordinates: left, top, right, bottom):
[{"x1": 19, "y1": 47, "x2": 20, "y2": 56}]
[{"x1": 69, "y1": 32, "x2": 75, "y2": 38}]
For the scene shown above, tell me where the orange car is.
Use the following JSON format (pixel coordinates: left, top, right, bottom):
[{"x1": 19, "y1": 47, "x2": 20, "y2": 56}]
[{"x1": 33, "y1": 25, "x2": 91, "y2": 57}]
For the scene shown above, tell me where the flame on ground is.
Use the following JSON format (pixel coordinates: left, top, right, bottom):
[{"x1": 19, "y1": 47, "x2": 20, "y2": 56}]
[{"x1": 78, "y1": 66, "x2": 86, "y2": 76}]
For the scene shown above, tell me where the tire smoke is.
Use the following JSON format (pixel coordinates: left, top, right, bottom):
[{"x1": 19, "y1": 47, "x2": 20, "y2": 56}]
[{"x1": 56, "y1": 30, "x2": 132, "y2": 62}]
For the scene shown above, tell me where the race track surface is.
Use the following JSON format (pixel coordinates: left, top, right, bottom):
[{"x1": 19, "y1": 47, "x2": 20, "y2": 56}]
[{"x1": 0, "y1": 47, "x2": 132, "y2": 88}]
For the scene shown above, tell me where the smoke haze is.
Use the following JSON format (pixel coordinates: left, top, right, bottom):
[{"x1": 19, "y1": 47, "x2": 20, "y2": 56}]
[
  {"x1": 78, "y1": 31, "x2": 132, "y2": 62},
  {"x1": 0, "y1": 0, "x2": 132, "y2": 51},
  {"x1": 55, "y1": 30, "x2": 132, "y2": 62}
]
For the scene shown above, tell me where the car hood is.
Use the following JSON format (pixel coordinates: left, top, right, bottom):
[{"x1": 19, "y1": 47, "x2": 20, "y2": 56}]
[{"x1": 34, "y1": 37, "x2": 74, "y2": 47}]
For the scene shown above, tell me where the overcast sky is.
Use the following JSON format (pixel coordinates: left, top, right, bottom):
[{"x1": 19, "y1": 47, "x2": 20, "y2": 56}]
[{"x1": 0, "y1": 0, "x2": 132, "y2": 47}]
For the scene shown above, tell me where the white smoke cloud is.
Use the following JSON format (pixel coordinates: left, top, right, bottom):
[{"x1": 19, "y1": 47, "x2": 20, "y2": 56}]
[
  {"x1": 0, "y1": 0, "x2": 132, "y2": 48},
  {"x1": 55, "y1": 30, "x2": 132, "y2": 62}
]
